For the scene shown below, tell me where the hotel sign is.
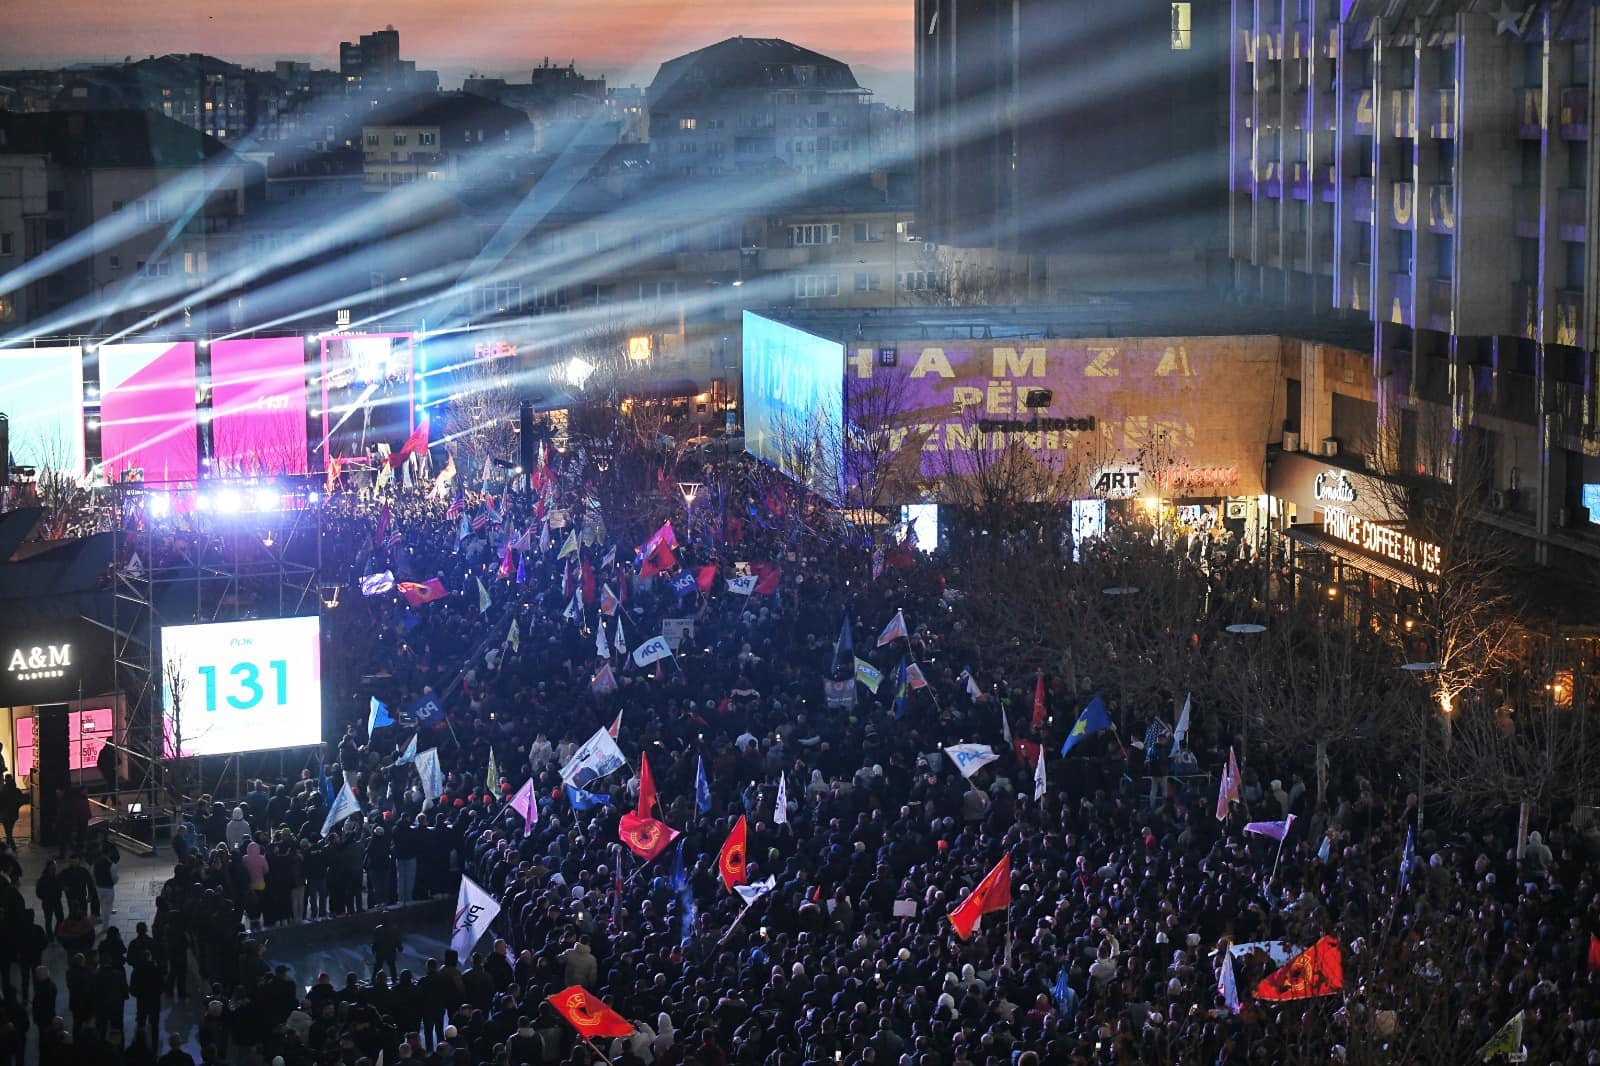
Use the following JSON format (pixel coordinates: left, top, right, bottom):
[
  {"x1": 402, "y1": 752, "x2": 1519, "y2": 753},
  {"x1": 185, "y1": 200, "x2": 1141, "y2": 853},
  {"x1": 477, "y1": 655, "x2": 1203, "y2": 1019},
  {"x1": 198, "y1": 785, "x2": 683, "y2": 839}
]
[{"x1": 1323, "y1": 507, "x2": 1441, "y2": 576}]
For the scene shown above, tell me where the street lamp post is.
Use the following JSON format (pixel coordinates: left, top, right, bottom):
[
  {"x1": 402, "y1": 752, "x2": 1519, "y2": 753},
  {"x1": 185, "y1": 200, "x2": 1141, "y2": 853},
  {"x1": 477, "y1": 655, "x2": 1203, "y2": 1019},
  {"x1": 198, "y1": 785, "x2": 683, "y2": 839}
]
[
  {"x1": 677, "y1": 481, "x2": 702, "y2": 544},
  {"x1": 1225, "y1": 623, "x2": 1267, "y2": 765},
  {"x1": 1401, "y1": 661, "x2": 1442, "y2": 833}
]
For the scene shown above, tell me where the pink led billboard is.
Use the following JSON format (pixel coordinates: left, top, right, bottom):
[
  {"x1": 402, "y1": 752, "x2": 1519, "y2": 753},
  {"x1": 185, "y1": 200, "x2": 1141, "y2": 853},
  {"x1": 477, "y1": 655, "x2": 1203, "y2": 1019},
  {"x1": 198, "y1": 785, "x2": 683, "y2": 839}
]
[
  {"x1": 210, "y1": 338, "x2": 309, "y2": 475},
  {"x1": 98, "y1": 342, "x2": 199, "y2": 485}
]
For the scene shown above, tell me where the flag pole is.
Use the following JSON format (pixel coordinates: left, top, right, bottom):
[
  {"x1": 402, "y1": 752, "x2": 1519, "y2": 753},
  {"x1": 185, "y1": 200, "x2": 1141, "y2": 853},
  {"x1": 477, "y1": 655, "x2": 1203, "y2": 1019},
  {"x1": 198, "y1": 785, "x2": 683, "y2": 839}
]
[
  {"x1": 718, "y1": 901, "x2": 756, "y2": 946},
  {"x1": 1270, "y1": 834, "x2": 1287, "y2": 883},
  {"x1": 1004, "y1": 901, "x2": 1013, "y2": 971},
  {"x1": 580, "y1": 1038, "x2": 618, "y2": 1066}
]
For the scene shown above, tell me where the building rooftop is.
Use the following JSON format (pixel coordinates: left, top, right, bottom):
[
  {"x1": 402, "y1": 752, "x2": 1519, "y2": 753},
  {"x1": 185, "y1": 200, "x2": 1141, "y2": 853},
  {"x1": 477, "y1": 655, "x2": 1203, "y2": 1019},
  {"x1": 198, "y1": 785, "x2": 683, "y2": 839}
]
[
  {"x1": 0, "y1": 109, "x2": 234, "y2": 168},
  {"x1": 362, "y1": 91, "x2": 533, "y2": 132},
  {"x1": 761, "y1": 299, "x2": 1374, "y2": 350},
  {"x1": 648, "y1": 36, "x2": 868, "y2": 110}
]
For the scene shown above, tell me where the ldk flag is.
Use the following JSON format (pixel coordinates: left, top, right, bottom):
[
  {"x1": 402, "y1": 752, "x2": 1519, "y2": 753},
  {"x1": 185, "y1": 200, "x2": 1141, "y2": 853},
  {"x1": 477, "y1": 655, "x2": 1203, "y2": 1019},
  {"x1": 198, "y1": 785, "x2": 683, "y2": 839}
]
[
  {"x1": 546, "y1": 986, "x2": 635, "y2": 1040},
  {"x1": 948, "y1": 852, "x2": 1011, "y2": 940},
  {"x1": 719, "y1": 815, "x2": 749, "y2": 892},
  {"x1": 450, "y1": 875, "x2": 501, "y2": 960},
  {"x1": 1254, "y1": 936, "x2": 1343, "y2": 1001}
]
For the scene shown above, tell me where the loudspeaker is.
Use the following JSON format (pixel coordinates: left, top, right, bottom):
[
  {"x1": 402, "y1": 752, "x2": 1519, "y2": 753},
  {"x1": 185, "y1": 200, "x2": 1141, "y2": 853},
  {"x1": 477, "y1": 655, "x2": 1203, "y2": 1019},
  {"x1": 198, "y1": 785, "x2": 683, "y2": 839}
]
[
  {"x1": 518, "y1": 401, "x2": 535, "y2": 491},
  {"x1": 34, "y1": 703, "x2": 69, "y2": 846}
]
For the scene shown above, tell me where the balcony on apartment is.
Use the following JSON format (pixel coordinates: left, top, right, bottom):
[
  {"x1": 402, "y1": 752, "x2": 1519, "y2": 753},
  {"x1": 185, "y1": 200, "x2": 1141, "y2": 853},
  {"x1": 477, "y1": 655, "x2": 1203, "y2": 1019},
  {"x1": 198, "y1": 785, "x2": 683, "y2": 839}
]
[
  {"x1": 1557, "y1": 188, "x2": 1586, "y2": 242},
  {"x1": 1560, "y1": 87, "x2": 1589, "y2": 140},
  {"x1": 1519, "y1": 88, "x2": 1545, "y2": 138}
]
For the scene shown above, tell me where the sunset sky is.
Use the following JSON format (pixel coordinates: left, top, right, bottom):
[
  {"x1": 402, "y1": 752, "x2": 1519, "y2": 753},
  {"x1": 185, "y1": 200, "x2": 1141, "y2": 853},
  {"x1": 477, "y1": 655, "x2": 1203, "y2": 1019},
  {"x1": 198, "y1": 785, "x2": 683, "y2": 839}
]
[{"x1": 0, "y1": 0, "x2": 914, "y2": 105}]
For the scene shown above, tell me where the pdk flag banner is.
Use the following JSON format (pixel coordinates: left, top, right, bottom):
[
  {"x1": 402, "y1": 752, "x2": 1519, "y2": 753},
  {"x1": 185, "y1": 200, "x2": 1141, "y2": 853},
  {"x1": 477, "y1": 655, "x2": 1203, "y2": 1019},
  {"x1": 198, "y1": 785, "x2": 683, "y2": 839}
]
[
  {"x1": 618, "y1": 812, "x2": 680, "y2": 861},
  {"x1": 632, "y1": 635, "x2": 673, "y2": 668},
  {"x1": 1254, "y1": 936, "x2": 1343, "y2": 1001},
  {"x1": 450, "y1": 876, "x2": 501, "y2": 960},
  {"x1": 546, "y1": 986, "x2": 635, "y2": 1041},
  {"x1": 948, "y1": 853, "x2": 1011, "y2": 940},
  {"x1": 726, "y1": 574, "x2": 758, "y2": 596},
  {"x1": 719, "y1": 815, "x2": 749, "y2": 892},
  {"x1": 509, "y1": 778, "x2": 539, "y2": 836},
  {"x1": 398, "y1": 578, "x2": 448, "y2": 607},
  {"x1": 946, "y1": 743, "x2": 998, "y2": 779}
]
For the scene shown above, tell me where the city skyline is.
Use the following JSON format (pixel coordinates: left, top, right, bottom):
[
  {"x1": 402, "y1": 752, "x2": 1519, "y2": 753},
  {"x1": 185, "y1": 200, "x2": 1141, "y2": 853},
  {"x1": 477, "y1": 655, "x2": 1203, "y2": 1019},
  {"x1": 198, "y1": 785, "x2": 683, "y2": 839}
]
[{"x1": 0, "y1": 0, "x2": 914, "y2": 104}]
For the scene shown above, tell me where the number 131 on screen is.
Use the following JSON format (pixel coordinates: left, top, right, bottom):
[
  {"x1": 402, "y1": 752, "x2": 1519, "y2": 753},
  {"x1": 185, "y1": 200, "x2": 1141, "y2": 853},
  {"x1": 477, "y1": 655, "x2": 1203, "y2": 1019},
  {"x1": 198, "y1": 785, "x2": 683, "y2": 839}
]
[{"x1": 196, "y1": 660, "x2": 289, "y2": 711}]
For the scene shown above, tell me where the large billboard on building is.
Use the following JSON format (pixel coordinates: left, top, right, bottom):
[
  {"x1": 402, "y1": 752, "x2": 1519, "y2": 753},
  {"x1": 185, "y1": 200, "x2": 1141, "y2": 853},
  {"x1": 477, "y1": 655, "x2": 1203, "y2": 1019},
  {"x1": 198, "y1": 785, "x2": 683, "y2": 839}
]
[
  {"x1": 210, "y1": 338, "x2": 309, "y2": 476},
  {"x1": 742, "y1": 312, "x2": 845, "y2": 500},
  {"x1": 98, "y1": 341, "x2": 199, "y2": 485},
  {"x1": 320, "y1": 333, "x2": 413, "y2": 463},
  {"x1": 0, "y1": 346, "x2": 85, "y2": 475},
  {"x1": 846, "y1": 334, "x2": 1284, "y2": 502}
]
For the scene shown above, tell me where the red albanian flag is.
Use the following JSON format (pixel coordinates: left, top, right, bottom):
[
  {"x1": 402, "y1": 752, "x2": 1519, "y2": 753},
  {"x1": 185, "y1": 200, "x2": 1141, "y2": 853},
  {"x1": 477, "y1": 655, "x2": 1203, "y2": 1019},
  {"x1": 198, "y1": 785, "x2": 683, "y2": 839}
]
[
  {"x1": 397, "y1": 578, "x2": 448, "y2": 607},
  {"x1": 618, "y1": 812, "x2": 679, "y2": 862},
  {"x1": 948, "y1": 852, "x2": 1011, "y2": 940},
  {"x1": 388, "y1": 416, "x2": 430, "y2": 468},
  {"x1": 636, "y1": 751, "x2": 657, "y2": 819},
  {"x1": 1255, "y1": 936, "x2": 1344, "y2": 1001},
  {"x1": 546, "y1": 986, "x2": 635, "y2": 1039},
  {"x1": 1032, "y1": 671, "x2": 1047, "y2": 729},
  {"x1": 719, "y1": 815, "x2": 749, "y2": 892},
  {"x1": 1588, "y1": 933, "x2": 1600, "y2": 972}
]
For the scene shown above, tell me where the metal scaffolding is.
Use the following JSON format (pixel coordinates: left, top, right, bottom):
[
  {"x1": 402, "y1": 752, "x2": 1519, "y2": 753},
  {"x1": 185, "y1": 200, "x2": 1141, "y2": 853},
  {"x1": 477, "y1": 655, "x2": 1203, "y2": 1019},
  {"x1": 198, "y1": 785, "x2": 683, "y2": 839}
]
[{"x1": 109, "y1": 478, "x2": 323, "y2": 843}]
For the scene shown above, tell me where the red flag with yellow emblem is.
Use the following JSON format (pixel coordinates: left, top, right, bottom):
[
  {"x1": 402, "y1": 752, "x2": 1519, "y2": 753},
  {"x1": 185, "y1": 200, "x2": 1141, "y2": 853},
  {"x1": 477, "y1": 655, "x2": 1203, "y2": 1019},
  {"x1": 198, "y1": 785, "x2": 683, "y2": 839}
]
[
  {"x1": 719, "y1": 815, "x2": 749, "y2": 892},
  {"x1": 636, "y1": 752, "x2": 657, "y2": 819},
  {"x1": 546, "y1": 985, "x2": 635, "y2": 1039},
  {"x1": 1254, "y1": 936, "x2": 1343, "y2": 1001},
  {"x1": 618, "y1": 811, "x2": 679, "y2": 861}
]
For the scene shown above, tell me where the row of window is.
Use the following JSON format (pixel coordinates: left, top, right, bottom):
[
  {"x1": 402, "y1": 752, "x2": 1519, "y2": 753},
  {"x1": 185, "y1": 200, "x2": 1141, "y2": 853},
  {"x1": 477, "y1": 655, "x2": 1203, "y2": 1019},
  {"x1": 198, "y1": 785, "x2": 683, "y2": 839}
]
[
  {"x1": 472, "y1": 281, "x2": 681, "y2": 315},
  {"x1": 791, "y1": 271, "x2": 944, "y2": 300},
  {"x1": 789, "y1": 222, "x2": 887, "y2": 246},
  {"x1": 365, "y1": 131, "x2": 439, "y2": 147}
]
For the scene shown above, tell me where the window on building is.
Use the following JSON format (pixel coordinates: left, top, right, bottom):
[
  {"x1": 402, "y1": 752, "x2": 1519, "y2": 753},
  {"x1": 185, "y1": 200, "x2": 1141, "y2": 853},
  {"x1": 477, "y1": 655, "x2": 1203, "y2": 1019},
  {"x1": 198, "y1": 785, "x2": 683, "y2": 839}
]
[
  {"x1": 108, "y1": 253, "x2": 119, "y2": 268},
  {"x1": 0, "y1": 232, "x2": 11, "y2": 256},
  {"x1": 793, "y1": 274, "x2": 840, "y2": 300},
  {"x1": 419, "y1": 132, "x2": 437, "y2": 145},
  {"x1": 1569, "y1": 147, "x2": 1587, "y2": 189},
  {"x1": 678, "y1": 118, "x2": 697, "y2": 130},
  {"x1": 476, "y1": 282, "x2": 522, "y2": 315},
  {"x1": 393, "y1": 133, "x2": 408, "y2": 146},
  {"x1": 1171, "y1": 3, "x2": 1192, "y2": 50},
  {"x1": 897, "y1": 270, "x2": 943, "y2": 292},
  {"x1": 1434, "y1": 234, "x2": 1454, "y2": 279},
  {"x1": 135, "y1": 199, "x2": 167, "y2": 223},
  {"x1": 1566, "y1": 240, "x2": 1586, "y2": 289},
  {"x1": 789, "y1": 223, "x2": 839, "y2": 246},
  {"x1": 46, "y1": 190, "x2": 64, "y2": 212},
  {"x1": 1518, "y1": 238, "x2": 1540, "y2": 284},
  {"x1": 366, "y1": 133, "x2": 380, "y2": 146},
  {"x1": 854, "y1": 272, "x2": 880, "y2": 293},
  {"x1": 854, "y1": 222, "x2": 882, "y2": 243}
]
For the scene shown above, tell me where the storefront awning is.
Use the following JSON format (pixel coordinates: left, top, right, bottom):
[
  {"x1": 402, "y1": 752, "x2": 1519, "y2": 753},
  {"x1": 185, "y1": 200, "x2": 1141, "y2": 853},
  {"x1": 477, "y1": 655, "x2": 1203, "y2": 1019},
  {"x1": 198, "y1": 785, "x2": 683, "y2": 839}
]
[{"x1": 1283, "y1": 525, "x2": 1422, "y2": 590}]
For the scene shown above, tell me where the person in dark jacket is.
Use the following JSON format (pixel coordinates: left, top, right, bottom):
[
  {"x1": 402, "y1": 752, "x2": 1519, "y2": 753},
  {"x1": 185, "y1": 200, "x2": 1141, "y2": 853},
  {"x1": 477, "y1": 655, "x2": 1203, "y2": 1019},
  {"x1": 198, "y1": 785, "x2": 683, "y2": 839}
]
[
  {"x1": 34, "y1": 862, "x2": 63, "y2": 937},
  {"x1": 372, "y1": 923, "x2": 403, "y2": 982},
  {"x1": 0, "y1": 774, "x2": 25, "y2": 848},
  {"x1": 91, "y1": 951, "x2": 127, "y2": 1039}
]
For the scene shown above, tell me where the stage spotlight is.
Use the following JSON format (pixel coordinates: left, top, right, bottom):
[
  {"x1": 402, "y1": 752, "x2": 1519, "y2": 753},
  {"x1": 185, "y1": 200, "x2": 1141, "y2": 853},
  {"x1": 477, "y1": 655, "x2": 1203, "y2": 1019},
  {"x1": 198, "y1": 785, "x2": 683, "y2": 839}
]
[
  {"x1": 218, "y1": 488, "x2": 242, "y2": 514},
  {"x1": 149, "y1": 494, "x2": 170, "y2": 518},
  {"x1": 254, "y1": 488, "x2": 280, "y2": 511},
  {"x1": 308, "y1": 492, "x2": 319, "y2": 504},
  {"x1": 195, "y1": 494, "x2": 213, "y2": 512},
  {"x1": 563, "y1": 356, "x2": 595, "y2": 388}
]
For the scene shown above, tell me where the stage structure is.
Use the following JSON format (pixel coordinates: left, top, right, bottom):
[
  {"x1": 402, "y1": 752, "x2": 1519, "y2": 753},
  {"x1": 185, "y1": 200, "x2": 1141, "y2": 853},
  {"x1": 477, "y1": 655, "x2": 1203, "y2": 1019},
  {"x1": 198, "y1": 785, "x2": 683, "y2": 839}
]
[{"x1": 110, "y1": 477, "x2": 323, "y2": 841}]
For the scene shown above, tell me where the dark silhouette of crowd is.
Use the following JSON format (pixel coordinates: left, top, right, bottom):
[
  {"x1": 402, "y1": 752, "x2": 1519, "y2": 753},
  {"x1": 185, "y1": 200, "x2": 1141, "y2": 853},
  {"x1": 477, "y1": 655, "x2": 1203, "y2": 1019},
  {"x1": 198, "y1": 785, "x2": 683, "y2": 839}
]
[{"x1": 0, "y1": 448, "x2": 1596, "y2": 1066}]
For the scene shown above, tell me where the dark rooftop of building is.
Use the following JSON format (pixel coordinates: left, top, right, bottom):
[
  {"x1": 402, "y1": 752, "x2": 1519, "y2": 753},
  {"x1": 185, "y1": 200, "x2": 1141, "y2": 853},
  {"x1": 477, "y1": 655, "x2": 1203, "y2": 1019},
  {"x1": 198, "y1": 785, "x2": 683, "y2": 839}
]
[
  {"x1": 648, "y1": 37, "x2": 867, "y2": 109},
  {"x1": 761, "y1": 300, "x2": 1374, "y2": 350},
  {"x1": 0, "y1": 109, "x2": 234, "y2": 168},
  {"x1": 362, "y1": 91, "x2": 533, "y2": 133}
]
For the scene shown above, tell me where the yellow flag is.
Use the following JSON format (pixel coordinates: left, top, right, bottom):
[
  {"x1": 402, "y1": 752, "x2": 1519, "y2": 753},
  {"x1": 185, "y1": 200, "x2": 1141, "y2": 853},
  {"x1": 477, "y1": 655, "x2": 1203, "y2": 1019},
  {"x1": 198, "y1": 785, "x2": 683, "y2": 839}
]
[
  {"x1": 506, "y1": 619, "x2": 520, "y2": 653},
  {"x1": 477, "y1": 578, "x2": 491, "y2": 613},
  {"x1": 1478, "y1": 1011, "x2": 1523, "y2": 1061}
]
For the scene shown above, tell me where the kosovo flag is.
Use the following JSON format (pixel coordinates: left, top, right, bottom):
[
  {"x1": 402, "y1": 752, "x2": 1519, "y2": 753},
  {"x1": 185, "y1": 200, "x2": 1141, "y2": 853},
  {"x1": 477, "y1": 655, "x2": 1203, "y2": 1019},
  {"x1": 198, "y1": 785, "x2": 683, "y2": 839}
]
[
  {"x1": 893, "y1": 657, "x2": 911, "y2": 719},
  {"x1": 1060, "y1": 695, "x2": 1112, "y2": 756}
]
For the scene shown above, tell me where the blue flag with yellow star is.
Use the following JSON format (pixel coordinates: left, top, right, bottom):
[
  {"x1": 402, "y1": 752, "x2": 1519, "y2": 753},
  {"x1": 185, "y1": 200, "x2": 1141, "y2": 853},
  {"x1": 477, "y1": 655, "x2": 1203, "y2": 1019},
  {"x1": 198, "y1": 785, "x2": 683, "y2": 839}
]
[{"x1": 1060, "y1": 694, "x2": 1111, "y2": 756}]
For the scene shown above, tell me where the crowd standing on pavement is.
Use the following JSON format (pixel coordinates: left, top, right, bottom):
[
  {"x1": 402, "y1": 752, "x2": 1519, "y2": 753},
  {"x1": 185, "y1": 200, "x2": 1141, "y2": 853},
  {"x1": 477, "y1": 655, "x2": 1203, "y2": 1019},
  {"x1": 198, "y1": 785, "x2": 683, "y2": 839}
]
[{"x1": 0, "y1": 446, "x2": 1595, "y2": 1066}]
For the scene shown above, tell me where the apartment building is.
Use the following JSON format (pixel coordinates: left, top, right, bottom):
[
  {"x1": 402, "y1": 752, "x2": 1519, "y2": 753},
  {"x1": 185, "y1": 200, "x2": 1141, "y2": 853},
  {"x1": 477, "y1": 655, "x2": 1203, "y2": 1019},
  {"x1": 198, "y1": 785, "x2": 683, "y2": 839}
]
[
  {"x1": 0, "y1": 110, "x2": 250, "y2": 335},
  {"x1": 647, "y1": 37, "x2": 874, "y2": 177},
  {"x1": 1231, "y1": 0, "x2": 1600, "y2": 572},
  {"x1": 360, "y1": 93, "x2": 533, "y2": 190}
]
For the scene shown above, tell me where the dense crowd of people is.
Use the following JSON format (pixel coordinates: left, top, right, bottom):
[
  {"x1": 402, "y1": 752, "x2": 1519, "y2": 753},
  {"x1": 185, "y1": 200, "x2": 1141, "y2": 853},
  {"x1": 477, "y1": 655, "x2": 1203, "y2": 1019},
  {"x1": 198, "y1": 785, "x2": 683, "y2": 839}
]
[{"x1": 0, "y1": 444, "x2": 1596, "y2": 1066}]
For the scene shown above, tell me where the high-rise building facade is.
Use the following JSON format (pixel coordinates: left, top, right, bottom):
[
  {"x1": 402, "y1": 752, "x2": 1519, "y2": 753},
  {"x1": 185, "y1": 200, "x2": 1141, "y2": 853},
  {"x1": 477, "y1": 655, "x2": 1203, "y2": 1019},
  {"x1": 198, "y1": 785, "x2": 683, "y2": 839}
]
[
  {"x1": 914, "y1": 0, "x2": 1230, "y2": 293},
  {"x1": 1231, "y1": 0, "x2": 1600, "y2": 569}
]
